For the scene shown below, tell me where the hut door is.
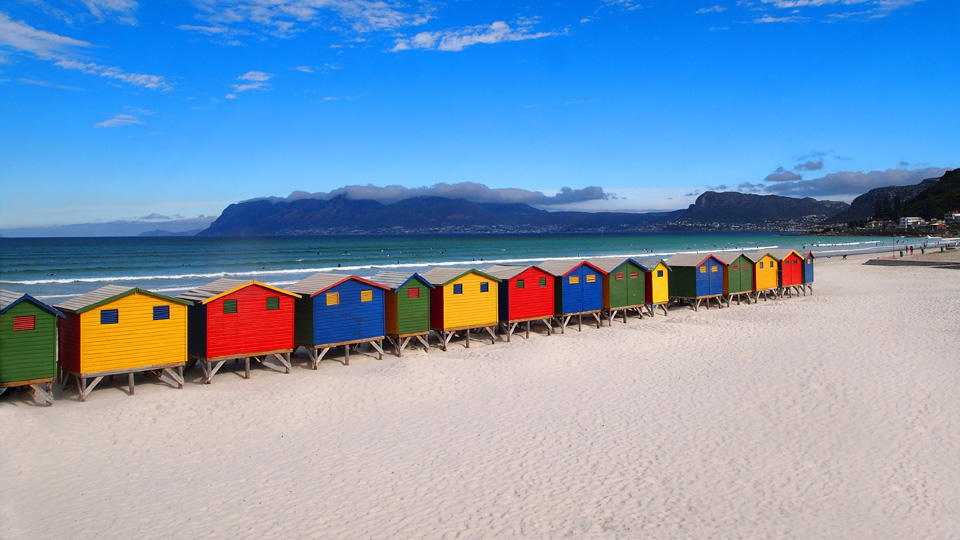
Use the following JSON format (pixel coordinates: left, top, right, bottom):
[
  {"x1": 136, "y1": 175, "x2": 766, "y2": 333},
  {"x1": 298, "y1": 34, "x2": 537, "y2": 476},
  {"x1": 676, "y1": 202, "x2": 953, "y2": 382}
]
[
  {"x1": 626, "y1": 268, "x2": 642, "y2": 306},
  {"x1": 708, "y1": 262, "x2": 723, "y2": 295}
]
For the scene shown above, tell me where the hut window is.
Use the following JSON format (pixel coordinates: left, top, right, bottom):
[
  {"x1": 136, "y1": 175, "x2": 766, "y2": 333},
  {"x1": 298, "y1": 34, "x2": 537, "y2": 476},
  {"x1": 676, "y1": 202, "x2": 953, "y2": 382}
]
[
  {"x1": 630, "y1": 271, "x2": 639, "y2": 279},
  {"x1": 326, "y1": 292, "x2": 340, "y2": 306},
  {"x1": 408, "y1": 287, "x2": 420, "y2": 298},
  {"x1": 266, "y1": 297, "x2": 280, "y2": 310},
  {"x1": 153, "y1": 306, "x2": 170, "y2": 321},
  {"x1": 699, "y1": 266, "x2": 706, "y2": 274},
  {"x1": 223, "y1": 300, "x2": 238, "y2": 314},
  {"x1": 453, "y1": 284, "x2": 463, "y2": 295},
  {"x1": 807, "y1": 259, "x2": 811, "y2": 264},
  {"x1": 480, "y1": 282, "x2": 489, "y2": 293},
  {"x1": 759, "y1": 262, "x2": 764, "y2": 269},
  {"x1": 517, "y1": 279, "x2": 525, "y2": 289},
  {"x1": 539, "y1": 277, "x2": 547, "y2": 287},
  {"x1": 100, "y1": 309, "x2": 119, "y2": 325},
  {"x1": 361, "y1": 290, "x2": 373, "y2": 303},
  {"x1": 13, "y1": 315, "x2": 35, "y2": 331},
  {"x1": 569, "y1": 276, "x2": 579, "y2": 284},
  {"x1": 657, "y1": 270, "x2": 663, "y2": 277},
  {"x1": 586, "y1": 274, "x2": 596, "y2": 283},
  {"x1": 771, "y1": 262, "x2": 777, "y2": 268},
  {"x1": 615, "y1": 273, "x2": 624, "y2": 281},
  {"x1": 711, "y1": 266, "x2": 718, "y2": 273}
]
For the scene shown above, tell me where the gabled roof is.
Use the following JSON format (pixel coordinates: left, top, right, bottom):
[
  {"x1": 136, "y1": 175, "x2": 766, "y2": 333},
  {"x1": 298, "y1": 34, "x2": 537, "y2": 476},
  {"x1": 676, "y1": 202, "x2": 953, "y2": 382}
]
[
  {"x1": 0, "y1": 289, "x2": 64, "y2": 318},
  {"x1": 665, "y1": 253, "x2": 728, "y2": 268},
  {"x1": 368, "y1": 271, "x2": 435, "y2": 292},
  {"x1": 178, "y1": 278, "x2": 299, "y2": 304},
  {"x1": 287, "y1": 273, "x2": 390, "y2": 297},
  {"x1": 587, "y1": 257, "x2": 649, "y2": 273},
  {"x1": 420, "y1": 267, "x2": 500, "y2": 286},
  {"x1": 484, "y1": 264, "x2": 546, "y2": 280},
  {"x1": 806, "y1": 251, "x2": 817, "y2": 259},
  {"x1": 634, "y1": 258, "x2": 671, "y2": 272},
  {"x1": 537, "y1": 259, "x2": 607, "y2": 277},
  {"x1": 743, "y1": 251, "x2": 777, "y2": 263},
  {"x1": 766, "y1": 249, "x2": 804, "y2": 261},
  {"x1": 54, "y1": 285, "x2": 190, "y2": 314}
]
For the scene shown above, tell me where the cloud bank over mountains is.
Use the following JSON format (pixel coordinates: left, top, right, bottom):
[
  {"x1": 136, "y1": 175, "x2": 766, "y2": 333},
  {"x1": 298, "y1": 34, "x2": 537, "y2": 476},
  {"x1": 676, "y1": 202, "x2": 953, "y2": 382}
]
[{"x1": 252, "y1": 182, "x2": 616, "y2": 207}]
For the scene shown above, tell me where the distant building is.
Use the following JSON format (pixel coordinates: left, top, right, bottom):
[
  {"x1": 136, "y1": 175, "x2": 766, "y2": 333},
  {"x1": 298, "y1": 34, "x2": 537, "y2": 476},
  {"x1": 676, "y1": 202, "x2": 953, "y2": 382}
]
[
  {"x1": 899, "y1": 217, "x2": 923, "y2": 229},
  {"x1": 945, "y1": 211, "x2": 960, "y2": 223}
]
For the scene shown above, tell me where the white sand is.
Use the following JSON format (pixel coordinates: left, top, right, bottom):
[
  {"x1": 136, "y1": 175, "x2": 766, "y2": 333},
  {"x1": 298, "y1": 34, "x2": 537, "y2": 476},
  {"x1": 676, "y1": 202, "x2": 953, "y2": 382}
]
[{"x1": 2, "y1": 256, "x2": 960, "y2": 539}]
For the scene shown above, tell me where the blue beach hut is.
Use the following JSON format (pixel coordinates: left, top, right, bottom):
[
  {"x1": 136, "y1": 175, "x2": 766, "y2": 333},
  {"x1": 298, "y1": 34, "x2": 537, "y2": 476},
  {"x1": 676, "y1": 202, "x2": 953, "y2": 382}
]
[
  {"x1": 802, "y1": 251, "x2": 816, "y2": 295},
  {"x1": 665, "y1": 253, "x2": 728, "y2": 310},
  {"x1": 537, "y1": 260, "x2": 606, "y2": 332},
  {"x1": 287, "y1": 273, "x2": 389, "y2": 367}
]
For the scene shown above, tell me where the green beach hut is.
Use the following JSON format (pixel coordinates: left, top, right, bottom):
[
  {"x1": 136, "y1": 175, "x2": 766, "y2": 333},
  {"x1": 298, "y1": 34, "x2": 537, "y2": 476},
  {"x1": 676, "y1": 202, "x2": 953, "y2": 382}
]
[
  {"x1": 370, "y1": 271, "x2": 434, "y2": 357},
  {"x1": 723, "y1": 253, "x2": 755, "y2": 305},
  {"x1": 0, "y1": 289, "x2": 64, "y2": 405},
  {"x1": 588, "y1": 257, "x2": 648, "y2": 324}
]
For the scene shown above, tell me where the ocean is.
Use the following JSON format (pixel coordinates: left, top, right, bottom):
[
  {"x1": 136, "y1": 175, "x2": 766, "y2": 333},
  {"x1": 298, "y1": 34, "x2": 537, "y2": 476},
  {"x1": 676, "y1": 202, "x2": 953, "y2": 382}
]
[{"x1": 0, "y1": 233, "x2": 934, "y2": 301}]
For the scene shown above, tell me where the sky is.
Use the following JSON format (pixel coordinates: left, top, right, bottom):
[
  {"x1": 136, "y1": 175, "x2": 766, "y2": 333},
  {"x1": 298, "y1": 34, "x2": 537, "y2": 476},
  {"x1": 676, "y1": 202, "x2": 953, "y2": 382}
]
[{"x1": 1, "y1": 0, "x2": 957, "y2": 235}]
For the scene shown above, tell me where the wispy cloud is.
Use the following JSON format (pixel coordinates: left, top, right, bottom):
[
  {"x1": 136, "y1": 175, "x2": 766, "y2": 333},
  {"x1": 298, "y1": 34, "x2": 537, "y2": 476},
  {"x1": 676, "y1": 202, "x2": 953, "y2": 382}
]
[
  {"x1": 55, "y1": 58, "x2": 172, "y2": 90},
  {"x1": 17, "y1": 78, "x2": 86, "y2": 90},
  {"x1": 83, "y1": 0, "x2": 140, "y2": 25},
  {"x1": 177, "y1": 24, "x2": 230, "y2": 34},
  {"x1": 757, "y1": 0, "x2": 927, "y2": 21},
  {"x1": 754, "y1": 14, "x2": 806, "y2": 23},
  {"x1": 186, "y1": 0, "x2": 431, "y2": 38},
  {"x1": 226, "y1": 70, "x2": 273, "y2": 98},
  {"x1": 696, "y1": 5, "x2": 726, "y2": 14},
  {"x1": 94, "y1": 113, "x2": 143, "y2": 128},
  {"x1": 294, "y1": 65, "x2": 313, "y2": 73},
  {"x1": 392, "y1": 20, "x2": 557, "y2": 52}
]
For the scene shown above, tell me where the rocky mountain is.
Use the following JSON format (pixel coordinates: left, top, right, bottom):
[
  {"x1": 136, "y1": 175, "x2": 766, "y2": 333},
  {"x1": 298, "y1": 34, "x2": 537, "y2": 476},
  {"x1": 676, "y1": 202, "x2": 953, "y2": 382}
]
[
  {"x1": 671, "y1": 191, "x2": 848, "y2": 227},
  {"x1": 199, "y1": 196, "x2": 680, "y2": 236},
  {"x1": 898, "y1": 169, "x2": 960, "y2": 219},
  {"x1": 825, "y1": 178, "x2": 939, "y2": 224}
]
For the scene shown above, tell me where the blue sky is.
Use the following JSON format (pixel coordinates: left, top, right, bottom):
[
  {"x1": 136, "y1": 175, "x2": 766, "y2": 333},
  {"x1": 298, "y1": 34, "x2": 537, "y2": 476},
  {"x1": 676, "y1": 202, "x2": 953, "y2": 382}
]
[{"x1": 1, "y1": 0, "x2": 956, "y2": 234}]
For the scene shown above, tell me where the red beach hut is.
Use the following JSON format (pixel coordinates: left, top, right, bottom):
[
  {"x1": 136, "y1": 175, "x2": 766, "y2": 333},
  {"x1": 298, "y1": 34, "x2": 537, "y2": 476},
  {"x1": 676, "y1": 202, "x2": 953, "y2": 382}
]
[
  {"x1": 179, "y1": 279, "x2": 298, "y2": 383},
  {"x1": 769, "y1": 249, "x2": 804, "y2": 297},
  {"x1": 485, "y1": 264, "x2": 555, "y2": 341}
]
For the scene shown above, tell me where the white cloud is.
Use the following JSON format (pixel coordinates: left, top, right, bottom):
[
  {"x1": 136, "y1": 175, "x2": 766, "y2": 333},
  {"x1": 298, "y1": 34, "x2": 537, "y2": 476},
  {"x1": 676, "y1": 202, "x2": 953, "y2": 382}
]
[
  {"x1": 227, "y1": 70, "x2": 273, "y2": 97},
  {"x1": 177, "y1": 24, "x2": 230, "y2": 34},
  {"x1": 392, "y1": 20, "x2": 556, "y2": 52},
  {"x1": 294, "y1": 65, "x2": 313, "y2": 73},
  {"x1": 94, "y1": 113, "x2": 143, "y2": 127},
  {"x1": 758, "y1": 0, "x2": 926, "y2": 19},
  {"x1": 696, "y1": 5, "x2": 726, "y2": 14},
  {"x1": 755, "y1": 14, "x2": 806, "y2": 22},
  {"x1": 55, "y1": 58, "x2": 172, "y2": 90},
  {"x1": 0, "y1": 13, "x2": 93, "y2": 58},
  {"x1": 83, "y1": 0, "x2": 140, "y2": 24}
]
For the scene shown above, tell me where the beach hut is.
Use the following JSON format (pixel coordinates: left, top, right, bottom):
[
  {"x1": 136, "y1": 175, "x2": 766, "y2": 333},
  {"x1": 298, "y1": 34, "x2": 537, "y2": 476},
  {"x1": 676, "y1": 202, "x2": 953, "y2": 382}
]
[
  {"x1": 287, "y1": 273, "x2": 389, "y2": 368},
  {"x1": 0, "y1": 289, "x2": 63, "y2": 405},
  {"x1": 588, "y1": 257, "x2": 648, "y2": 324},
  {"x1": 537, "y1": 260, "x2": 606, "y2": 332},
  {"x1": 746, "y1": 252, "x2": 780, "y2": 301},
  {"x1": 769, "y1": 249, "x2": 805, "y2": 297},
  {"x1": 484, "y1": 265, "x2": 555, "y2": 341},
  {"x1": 802, "y1": 251, "x2": 816, "y2": 295},
  {"x1": 54, "y1": 285, "x2": 189, "y2": 401},
  {"x1": 369, "y1": 271, "x2": 434, "y2": 357},
  {"x1": 723, "y1": 253, "x2": 755, "y2": 305},
  {"x1": 637, "y1": 258, "x2": 671, "y2": 316},
  {"x1": 178, "y1": 279, "x2": 298, "y2": 383},
  {"x1": 665, "y1": 253, "x2": 728, "y2": 310},
  {"x1": 421, "y1": 268, "x2": 500, "y2": 351}
]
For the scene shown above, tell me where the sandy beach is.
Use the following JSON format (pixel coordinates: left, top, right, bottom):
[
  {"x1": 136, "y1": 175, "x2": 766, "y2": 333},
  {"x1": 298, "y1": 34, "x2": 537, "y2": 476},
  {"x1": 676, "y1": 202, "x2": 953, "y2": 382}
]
[{"x1": 2, "y1": 253, "x2": 959, "y2": 539}]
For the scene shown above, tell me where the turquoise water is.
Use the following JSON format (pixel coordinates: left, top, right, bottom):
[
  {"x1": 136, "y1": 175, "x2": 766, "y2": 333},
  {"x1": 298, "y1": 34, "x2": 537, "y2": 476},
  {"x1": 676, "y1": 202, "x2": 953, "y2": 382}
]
[{"x1": 0, "y1": 233, "x2": 932, "y2": 301}]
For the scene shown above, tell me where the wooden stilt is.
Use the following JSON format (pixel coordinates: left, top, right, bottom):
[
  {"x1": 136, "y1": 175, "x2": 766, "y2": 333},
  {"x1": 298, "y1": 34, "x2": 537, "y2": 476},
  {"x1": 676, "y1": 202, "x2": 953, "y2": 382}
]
[
  {"x1": 128, "y1": 373, "x2": 135, "y2": 396},
  {"x1": 244, "y1": 357, "x2": 251, "y2": 379}
]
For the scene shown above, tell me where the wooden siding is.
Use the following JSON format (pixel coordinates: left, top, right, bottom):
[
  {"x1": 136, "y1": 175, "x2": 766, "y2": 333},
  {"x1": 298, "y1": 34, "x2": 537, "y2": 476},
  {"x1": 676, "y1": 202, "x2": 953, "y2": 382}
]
[
  {"x1": 386, "y1": 280, "x2": 430, "y2": 335},
  {"x1": 780, "y1": 253, "x2": 804, "y2": 287},
  {"x1": 58, "y1": 313, "x2": 82, "y2": 373},
  {"x1": 556, "y1": 264, "x2": 604, "y2": 315},
  {"x1": 670, "y1": 257, "x2": 724, "y2": 298},
  {"x1": 203, "y1": 284, "x2": 295, "y2": 358},
  {"x1": 803, "y1": 254, "x2": 815, "y2": 283},
  {"x1": 724, "y1": 255, "x2": 754, "y2": 295},
  {"x1": 753, "y1": 256, "x2": 779, "y2": 291},
  {"x1": 0, "y1": 301, "x2": 58, "y2": 384},
  {"x1": 310, "y1": 279, "x2": 385, "y2": 345},
  {"x1": 74, "y1": 292, "x2": 187, "y2": 373},
  {"x1": 603, "y1": 261, "x2": 645, "y2": 310},
  {"x1": 435, "y1": 273, "x2": 498, "y2": 329},
  {"x1": 645, "y1": 263, "x2": 670, "y2": 304},
  {"x1": 498, "y1": 267, "x2": 554, "y2": 322}
]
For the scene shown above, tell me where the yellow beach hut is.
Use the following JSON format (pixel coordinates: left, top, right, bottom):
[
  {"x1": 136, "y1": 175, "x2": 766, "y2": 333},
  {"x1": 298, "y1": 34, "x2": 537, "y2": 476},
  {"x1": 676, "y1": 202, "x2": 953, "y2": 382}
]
[
  {"x1": 746, "y1": 252, "x2": 779, "y2": 301},
  {"x1": 55, "y1": 285, "x2": 189, "y2": 401},
  {"x1": 638, "y1": 258, "x2": 671, "y2": 316},
  {"x1": 421, "y1": 268, "x2": 500, "y2": 351}
]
